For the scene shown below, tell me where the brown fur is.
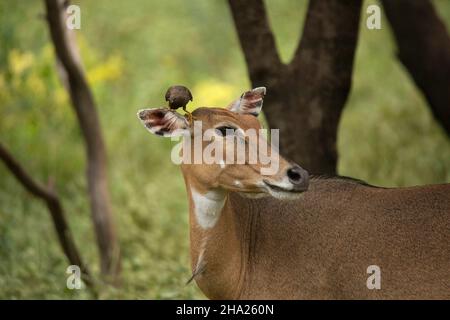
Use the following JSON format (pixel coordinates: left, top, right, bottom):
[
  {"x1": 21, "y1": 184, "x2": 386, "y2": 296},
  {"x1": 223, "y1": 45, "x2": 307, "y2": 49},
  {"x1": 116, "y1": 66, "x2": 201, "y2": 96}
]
[
  {"x1": 178, "y1": 108, "x2": 450, "y2": 300},
  {"x1": 184, "y1": 176, "x2": 450, "y2": 299},
  {"x1": 139, "y1": 98, "x2": 450, "y2": 299}
]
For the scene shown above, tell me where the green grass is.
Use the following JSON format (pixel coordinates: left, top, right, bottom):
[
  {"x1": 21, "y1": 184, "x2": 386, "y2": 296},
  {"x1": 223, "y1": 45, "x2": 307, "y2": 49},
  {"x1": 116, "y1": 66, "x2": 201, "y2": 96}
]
[{"x1": 0, "y1": 0, "x2": 449, "y2": 299}]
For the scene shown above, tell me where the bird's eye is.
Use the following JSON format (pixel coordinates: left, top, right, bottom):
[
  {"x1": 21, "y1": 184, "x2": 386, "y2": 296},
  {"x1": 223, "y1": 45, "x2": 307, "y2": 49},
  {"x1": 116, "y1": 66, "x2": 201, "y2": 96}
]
[{"x1": 215, "y1": 126, "x2": 236, "y2": 136}]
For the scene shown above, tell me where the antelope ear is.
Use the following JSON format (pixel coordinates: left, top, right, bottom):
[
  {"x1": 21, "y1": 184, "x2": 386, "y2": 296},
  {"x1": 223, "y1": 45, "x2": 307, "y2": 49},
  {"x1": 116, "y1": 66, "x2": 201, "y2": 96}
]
[
  {"x1": 227, "y1": 87, "x2": 266, "y2": 116},
  {"x1": 137, "y1": 108, "x2": 190, "y2": 137}
]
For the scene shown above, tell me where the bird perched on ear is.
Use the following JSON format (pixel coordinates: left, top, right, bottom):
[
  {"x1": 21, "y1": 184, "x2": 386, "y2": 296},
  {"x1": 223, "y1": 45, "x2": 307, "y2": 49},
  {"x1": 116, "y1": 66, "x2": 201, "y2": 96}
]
[{"x1": 165, "y1": 85, "x2": 194, "y2": 123}]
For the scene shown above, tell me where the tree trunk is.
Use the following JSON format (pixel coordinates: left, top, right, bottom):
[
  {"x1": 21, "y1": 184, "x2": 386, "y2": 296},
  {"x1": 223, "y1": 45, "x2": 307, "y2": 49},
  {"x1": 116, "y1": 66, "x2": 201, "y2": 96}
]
[
  {"x1": 382, "y1": 0, "x2": 450, "y2": 137},
  {"x1": 228, "y1": 0, "x2": 362, "y2": 174},
  {"x1": 44, "y1": 0, "x2": 120, "y2": 281}
]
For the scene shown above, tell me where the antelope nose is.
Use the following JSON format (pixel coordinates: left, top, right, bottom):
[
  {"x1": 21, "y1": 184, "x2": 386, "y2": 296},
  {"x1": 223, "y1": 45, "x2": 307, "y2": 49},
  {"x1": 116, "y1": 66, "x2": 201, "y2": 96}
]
[{"x1": 287, "y1": 165, "x2": 309, "y2": 190}]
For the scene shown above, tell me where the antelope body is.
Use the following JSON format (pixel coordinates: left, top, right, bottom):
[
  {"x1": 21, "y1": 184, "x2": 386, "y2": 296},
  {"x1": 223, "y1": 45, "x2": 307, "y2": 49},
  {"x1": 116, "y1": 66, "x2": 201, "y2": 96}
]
[{"x1": 138, "y1": 87, "x2": 450, "y2": 299}]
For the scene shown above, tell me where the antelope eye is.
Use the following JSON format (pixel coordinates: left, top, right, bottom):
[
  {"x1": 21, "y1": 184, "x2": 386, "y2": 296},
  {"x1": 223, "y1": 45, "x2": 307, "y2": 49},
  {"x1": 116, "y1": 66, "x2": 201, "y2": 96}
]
[{"x1": 215, "y1": 126, "x2": 236, "y2": 136}]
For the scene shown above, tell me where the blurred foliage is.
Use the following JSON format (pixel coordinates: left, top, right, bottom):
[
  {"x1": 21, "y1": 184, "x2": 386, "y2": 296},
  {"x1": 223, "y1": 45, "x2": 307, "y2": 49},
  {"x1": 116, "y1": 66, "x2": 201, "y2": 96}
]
[{"x1": 0, "y1": 0, "x2": 449, "y2": 299}]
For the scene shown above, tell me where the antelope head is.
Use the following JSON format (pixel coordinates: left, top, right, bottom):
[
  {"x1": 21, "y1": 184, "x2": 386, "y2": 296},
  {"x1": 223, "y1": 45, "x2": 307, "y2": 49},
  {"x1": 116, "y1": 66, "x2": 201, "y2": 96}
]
[{"x1": 137, "y1": 87, "x2": 309, "y2": 200}]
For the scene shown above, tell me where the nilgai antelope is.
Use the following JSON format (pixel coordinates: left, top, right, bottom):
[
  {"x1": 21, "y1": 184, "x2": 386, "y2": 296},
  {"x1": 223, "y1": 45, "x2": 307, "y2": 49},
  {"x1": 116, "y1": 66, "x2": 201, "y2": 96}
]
[{"x1": 137, "y1": 87, "x2": 450, "y2": 299}]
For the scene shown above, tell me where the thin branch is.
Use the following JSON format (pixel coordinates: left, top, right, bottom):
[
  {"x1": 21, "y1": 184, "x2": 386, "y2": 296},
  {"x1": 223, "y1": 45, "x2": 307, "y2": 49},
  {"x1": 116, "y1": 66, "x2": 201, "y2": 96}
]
[
  {"x1": 44, "y1": 0, "x2": 120, "y2": 280},
  {"x1": 382, "y1": 0, "x2": 450, "y2": 137},
  {"x1": 0, "y1": 142, "x2": 95, "y2": 292},
  {"x1": 228, "y1": 0, "x2": 283, "y2": 84}
]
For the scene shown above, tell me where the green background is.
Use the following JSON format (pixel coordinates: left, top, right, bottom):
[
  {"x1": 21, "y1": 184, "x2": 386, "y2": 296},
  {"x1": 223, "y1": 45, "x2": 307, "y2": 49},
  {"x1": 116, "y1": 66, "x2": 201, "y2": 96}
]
[{"x1": 0, "y1": 0, "x2": 449, "y2": 299}]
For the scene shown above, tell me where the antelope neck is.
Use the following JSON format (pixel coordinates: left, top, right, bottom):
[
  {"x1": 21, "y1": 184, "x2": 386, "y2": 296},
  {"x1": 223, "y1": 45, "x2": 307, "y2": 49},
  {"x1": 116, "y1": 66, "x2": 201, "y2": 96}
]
[{"x1": 185, "y1": 182, "x2": 253, "y2": 299}]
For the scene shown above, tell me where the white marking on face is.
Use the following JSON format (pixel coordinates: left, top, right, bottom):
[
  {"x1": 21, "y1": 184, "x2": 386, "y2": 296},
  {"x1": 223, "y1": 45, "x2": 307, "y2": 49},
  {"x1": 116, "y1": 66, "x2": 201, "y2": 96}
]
[
  {"x1": 240, "y1": 192, "x2": 268, "y2": 199},
  {"x1": 266, "y1": 188, "x2": 303, "y2": 200},
  {"x1": 190, "y1": 188, "x2": 226, "y2": 229},
  {"x1": 234, "y1": 180, "x2": 242, "y2": 187},
  {"x1": 267, "y1": 176, "x2": 294, "y2": 191},
  {"x1": 219, "y1": 159, "x2": 225, "y2": 169},
  {"x1": 262, "y1": 177, "x2": 303, "y2": 200}
]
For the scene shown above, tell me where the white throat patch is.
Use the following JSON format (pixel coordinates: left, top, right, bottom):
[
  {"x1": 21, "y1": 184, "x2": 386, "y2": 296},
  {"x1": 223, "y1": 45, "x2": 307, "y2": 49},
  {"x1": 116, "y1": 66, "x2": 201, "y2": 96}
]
[{"x1": 190, "y1": 188, "x2": 226, "y2": 229}]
